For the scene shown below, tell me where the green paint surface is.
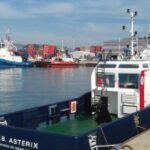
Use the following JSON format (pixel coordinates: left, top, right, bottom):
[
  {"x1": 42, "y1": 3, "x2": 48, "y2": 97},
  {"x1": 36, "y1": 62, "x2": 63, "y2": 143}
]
[{"x1": 38, "y1": 114, "x2": 117, "y2": 136}]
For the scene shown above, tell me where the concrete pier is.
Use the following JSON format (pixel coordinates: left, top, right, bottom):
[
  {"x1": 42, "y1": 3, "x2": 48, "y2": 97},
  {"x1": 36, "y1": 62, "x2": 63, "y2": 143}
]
[{"x1": 79, "y1": 60, "x2": 98, "y2": 66}]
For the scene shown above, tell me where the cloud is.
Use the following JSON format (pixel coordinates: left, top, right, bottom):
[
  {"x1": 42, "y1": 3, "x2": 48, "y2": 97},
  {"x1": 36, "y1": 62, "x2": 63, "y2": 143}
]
[
  {"x1": 0, "y1": 3, "x2": 22, "y2": 19},
  {"x1": 1, "y1": 0, "x2": 150, "y2": 46},
  {"x1": 0, "y1": 2, "x2": 34, "y2": 19},
  {"x1": 0, "y1": 1, "x2": 74, "y2": 19},
  {"x1": 28, "y1": 2, "x2": 74, "y2": 16},
  {"x1": 83, "y1": 23, "x2": 101, "y2": 33}
]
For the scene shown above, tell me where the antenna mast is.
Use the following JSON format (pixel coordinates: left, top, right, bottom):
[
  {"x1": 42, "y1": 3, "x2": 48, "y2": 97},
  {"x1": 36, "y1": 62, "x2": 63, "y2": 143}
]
[{"x1": 123, "y1": 9, "x2": 138, "y2": 56}]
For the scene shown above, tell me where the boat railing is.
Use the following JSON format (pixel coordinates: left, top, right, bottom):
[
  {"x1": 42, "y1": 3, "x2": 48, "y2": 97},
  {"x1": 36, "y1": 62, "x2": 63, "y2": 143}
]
[
  {"x1": 89, "y1": 144, "x2": 133, "y2": 150},
  {"x1": 87, "y1": 105, "x2": 150, "y2": 150},
  {"x1": 0, "y1": 92, "x2": 91, "y2": 129},
  {"x1": 89, "y1": 144, "x2": 122, "y2": 150},
  {"x1": 88, "y1": 134, "x2": 121, "y2": 149},
  {"x1": 88, "y1": 134, "x2": 136, "y2": 150}
]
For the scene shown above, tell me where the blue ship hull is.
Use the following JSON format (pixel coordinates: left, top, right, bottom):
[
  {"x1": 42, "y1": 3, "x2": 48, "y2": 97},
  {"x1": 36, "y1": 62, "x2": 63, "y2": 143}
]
[
  {"x1": 0, "y1": 92, "x2": 150, "y2": 150},
  {"x1": 0, "y1": 58, "x2": 33, "y2": 67}
]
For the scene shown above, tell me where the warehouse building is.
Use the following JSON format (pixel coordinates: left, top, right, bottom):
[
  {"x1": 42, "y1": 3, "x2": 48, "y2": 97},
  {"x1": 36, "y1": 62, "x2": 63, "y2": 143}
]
[{"x1": 103, "y1": 37, "x2": 147, "y2": 58}]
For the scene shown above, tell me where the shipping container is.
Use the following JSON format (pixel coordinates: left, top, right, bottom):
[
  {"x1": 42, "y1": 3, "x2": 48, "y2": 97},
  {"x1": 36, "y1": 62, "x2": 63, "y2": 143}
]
[
  {"x1": 90, "y1": 45, "x2": 103, "y2": 54},
  {"x1": 95, "y1": 45, "x2": 103, "y2": 52},
  {"x1": 75, "y1": 47, "x2": 80, "y2": 51},
  {"x1": 43, "y1": 45, "x2": 56, "y2": 55},
  {"x1": 90, "y1": 46, "x2": 96, "y2": 53},
  {"x1": 49, "y1": 45, "x2": 56, "y2": 54},
  {"x1": 27, "y1": 44, "x2": 36, "y2": 58}
]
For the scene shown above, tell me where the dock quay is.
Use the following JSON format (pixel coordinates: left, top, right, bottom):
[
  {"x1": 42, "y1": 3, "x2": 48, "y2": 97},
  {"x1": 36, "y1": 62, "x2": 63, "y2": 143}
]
[
  {"x1": 79, "y1": 60, "x2": 98, "y2": 66},
  {"x1": 121, "y1": 129, "x2": 150, "y2": 150},
  {"x1": 33, "y1": 60, "x2": 98, "y2": 67}
]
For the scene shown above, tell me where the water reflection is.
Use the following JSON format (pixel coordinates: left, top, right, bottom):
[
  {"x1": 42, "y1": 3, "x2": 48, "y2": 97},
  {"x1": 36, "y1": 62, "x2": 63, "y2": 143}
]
[
  {"x1": 0, "y1": 66, "x2": 93, "y2": 114},
  {"x1": 0, "y1": 68, "x2": 23, "y2": 92}
]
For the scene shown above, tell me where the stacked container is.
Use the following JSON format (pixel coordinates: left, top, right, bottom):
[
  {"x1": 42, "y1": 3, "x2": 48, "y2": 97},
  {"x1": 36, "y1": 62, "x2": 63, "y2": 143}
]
[
  {"x1": 90, "y1": 45, "x2": 103, "y2": 54},
  {"x1": 27, "y1": 44, "x2": 36, "y2": 58},
  {"x1": 43, "y1": 45, "x2": 56, "y2": 57}
]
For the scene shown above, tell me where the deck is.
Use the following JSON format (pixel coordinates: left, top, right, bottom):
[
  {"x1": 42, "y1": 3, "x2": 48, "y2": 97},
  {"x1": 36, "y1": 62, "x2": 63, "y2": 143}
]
[{"x1": 38, "y1": 114, "x2": 117, "y2": 136}]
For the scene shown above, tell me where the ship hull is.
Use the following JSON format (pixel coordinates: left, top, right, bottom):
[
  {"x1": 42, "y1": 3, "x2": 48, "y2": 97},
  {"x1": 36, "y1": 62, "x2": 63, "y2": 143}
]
[
  {"x1": 0, "y1": 92, "x2": 150, "y2": 150},
  {"x1": 0, "y1": 58, "x2": 33, "y2": 67},
  {"x1": 34, "y1": 61, "x2": 51, "y2": 67},
  {"x1": 50, "y1": 61, "x2": 79, "y2": 67}
]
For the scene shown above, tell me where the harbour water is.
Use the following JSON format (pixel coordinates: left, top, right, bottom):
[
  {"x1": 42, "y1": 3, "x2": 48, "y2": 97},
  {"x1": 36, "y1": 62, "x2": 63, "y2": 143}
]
[{"x1": 0, "y1": 66, "x2": 94, "y2": 115}]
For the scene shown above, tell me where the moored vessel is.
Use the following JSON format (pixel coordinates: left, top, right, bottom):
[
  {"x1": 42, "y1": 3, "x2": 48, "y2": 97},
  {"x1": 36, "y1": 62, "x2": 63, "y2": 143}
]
[
  {"x1": 34, "y1": 59, "x2": 51, "y2": 68},
  {"x1": 50, "y1": 51, "x2": 79, "y2": 67},
  {"x1": 50, "y1": 40, "x2": 79, "y2": 67},
  {"x1": 50, "y1": 56, "x2": 79, "y2": 67},
  {"x1": 0, "y1": 31, "x2": 33, "y2": 67}
]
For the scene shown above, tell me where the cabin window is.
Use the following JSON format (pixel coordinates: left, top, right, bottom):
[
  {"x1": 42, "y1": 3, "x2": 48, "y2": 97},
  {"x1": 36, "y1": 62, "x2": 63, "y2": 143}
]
[
  {"x1": 96, "y1": 73, "x2": 115, "y2": 87},
  {"x1": 142, "y1": 63, "x2": 149, "y2": 68},
  {"x1": 105, "y1": 74, "x2": 115, "y2": 87},
  {"x1": 119, "y1": 64, "x2": 139, "y2": 68},
  {"x1": 119, "y1": 73, "x2": 139, "y2": 89},
  {"x1": 98, "y1": 64, "x2": 116, "y2": 68}
]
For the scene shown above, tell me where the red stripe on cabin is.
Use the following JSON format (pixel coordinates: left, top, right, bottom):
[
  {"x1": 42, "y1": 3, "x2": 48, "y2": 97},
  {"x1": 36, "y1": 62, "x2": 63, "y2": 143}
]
[{"x1": 140, "y1": 71, "x2": 144, "y2": 109}]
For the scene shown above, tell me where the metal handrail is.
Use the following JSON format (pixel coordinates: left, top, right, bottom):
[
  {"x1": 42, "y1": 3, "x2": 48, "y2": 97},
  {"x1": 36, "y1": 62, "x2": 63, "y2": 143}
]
[{"x1": 90, "y1": 144, "x2": 122, "y2": 150}]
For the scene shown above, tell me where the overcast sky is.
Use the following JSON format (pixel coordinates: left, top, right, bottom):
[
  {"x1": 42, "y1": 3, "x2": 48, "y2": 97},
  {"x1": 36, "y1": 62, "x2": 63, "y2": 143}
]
[{"x1": 0, "y1": 0, "x2": 150, "y2": 47}]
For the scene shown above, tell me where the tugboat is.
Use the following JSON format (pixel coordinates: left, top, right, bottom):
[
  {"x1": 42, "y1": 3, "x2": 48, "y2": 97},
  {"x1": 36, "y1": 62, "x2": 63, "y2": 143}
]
[
  {"x1": 50, "y1": 40, "x2": 79, "y2": 67},
  {"x1": 90, "y1": 9, "x2": 150, "y2": 149},
  {"x1": 0, "y1": 30, "x2": 32, "y2": 67},
  {"x1": 0, "y1": 10, "x2": 150, "y2": 150},
  {"x1": 50, "y1": 52, "x2": 79, "y2": 67}
]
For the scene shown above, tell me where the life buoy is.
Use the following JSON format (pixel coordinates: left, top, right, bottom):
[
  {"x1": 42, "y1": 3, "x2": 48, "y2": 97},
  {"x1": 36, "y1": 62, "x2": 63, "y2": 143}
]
[
  {"x1": 69, "y1": 101, "x2": 77, "y2": 113},
  {"x1": 97, "y1": 78, "x2": 104, "y2": 87}
]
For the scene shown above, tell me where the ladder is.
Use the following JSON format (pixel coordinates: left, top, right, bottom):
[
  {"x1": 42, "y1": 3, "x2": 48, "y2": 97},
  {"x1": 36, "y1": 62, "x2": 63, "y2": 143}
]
[{"x1": 93, "y1": 57, "x2": 108, "y2": 105}]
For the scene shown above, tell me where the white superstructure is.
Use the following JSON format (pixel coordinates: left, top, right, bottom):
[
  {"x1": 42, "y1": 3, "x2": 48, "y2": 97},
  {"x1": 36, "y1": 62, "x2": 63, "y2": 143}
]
[
  {"x1": 0, "y1": 31, "x2": 23, "y2": 63},
  {"x1": 0, "y1": 46, "x2": 23, "y2": 62},
  {"x1": 91, "y1": 60, "x2": 150, "y2": 118}
]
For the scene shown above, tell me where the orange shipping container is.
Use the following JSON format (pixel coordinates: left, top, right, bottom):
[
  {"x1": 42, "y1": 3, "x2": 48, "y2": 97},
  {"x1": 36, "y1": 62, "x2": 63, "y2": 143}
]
[
  {"x1": 43, "y1": 45, "x2": 56, "y2": 55},
  {"x1": 27, "y1": 44, "x2": 36, "y2": 57}
]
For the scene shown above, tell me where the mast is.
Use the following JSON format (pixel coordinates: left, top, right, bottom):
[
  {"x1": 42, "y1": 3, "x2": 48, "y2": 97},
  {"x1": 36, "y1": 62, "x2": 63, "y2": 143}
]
[
  {"x1": 4, "y1": 28, "x2": 17, "y2": 51},
  {"x1": 146, "y1": 27, "x2": 150, "y2": 46},
  {"x1": 61, "y1": 39, "x2": 64, "y2": 52},
  {"x1": 123, "y1": 9, "x2": 138, "y2": 56},
  {"x1": 118, "y1": 38, "x2": 121, "y2": 55}
]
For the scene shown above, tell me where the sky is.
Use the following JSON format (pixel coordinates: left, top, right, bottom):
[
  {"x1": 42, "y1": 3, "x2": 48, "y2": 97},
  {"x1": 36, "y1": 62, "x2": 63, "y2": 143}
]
[{"x1": 0, "y1": 0, "x2": 150, "y2": 48}]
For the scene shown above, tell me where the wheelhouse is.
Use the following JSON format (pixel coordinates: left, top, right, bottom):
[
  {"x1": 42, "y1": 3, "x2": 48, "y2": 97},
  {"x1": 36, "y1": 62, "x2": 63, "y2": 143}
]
[{"x1": 91, "y1": 60, "x2": 150, "y2": 118}]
